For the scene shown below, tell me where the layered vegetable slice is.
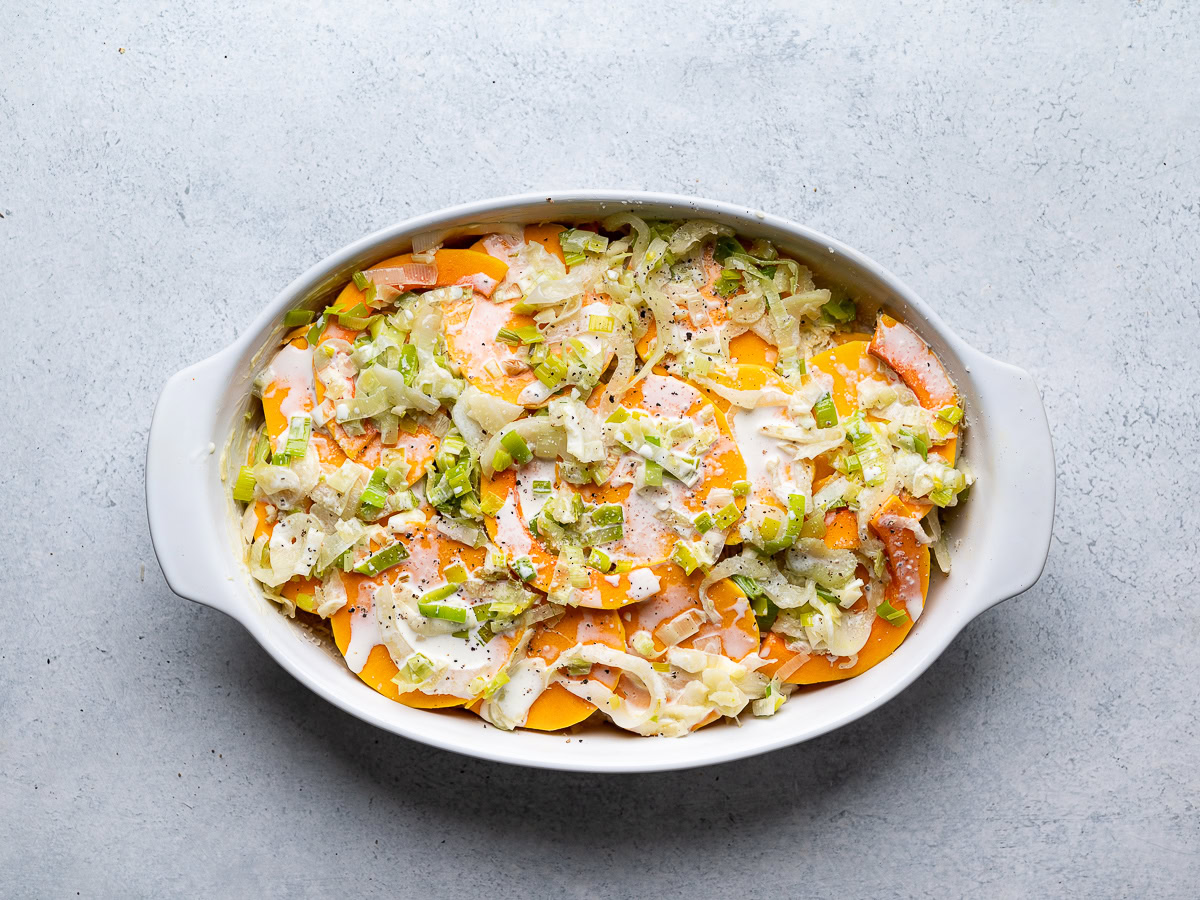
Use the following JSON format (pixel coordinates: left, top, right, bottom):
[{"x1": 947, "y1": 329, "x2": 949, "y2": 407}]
[
  {"x1": 869, "y1": 314, "x2": 961, "y2": 464},
  {"x1": 443, "y1": 225, "x2": 624, "y2": 407},
  {"x1": 521, "y1": 607, "x2": 625, "y2": 731},
  {"x1": 758, "y1": 495, "x2": 930, "y2": 684},
  {"x1": 329, "y1": 521, "x2": 522, "y2": 708},
  {"x1": 620, "y1": 573, "x2": 759, "y2": 662},
  {"x1": 330, "y1": 248, "x2": 509, "y2": 316}
]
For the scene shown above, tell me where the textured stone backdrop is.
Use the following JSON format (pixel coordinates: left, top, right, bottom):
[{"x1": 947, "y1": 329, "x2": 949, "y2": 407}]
[{"x1": 2, "y1": 1, "x2": 1197, "y2": 897}]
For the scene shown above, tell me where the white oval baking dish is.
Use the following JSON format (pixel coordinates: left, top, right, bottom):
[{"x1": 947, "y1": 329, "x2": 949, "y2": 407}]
[{"x1": 146, "y1": 191, "x2": 1055, "y2": 773}]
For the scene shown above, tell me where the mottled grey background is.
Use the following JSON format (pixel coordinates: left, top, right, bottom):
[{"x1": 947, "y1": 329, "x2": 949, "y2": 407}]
[{"x1": 2, "y1": 1, "x2": 1197, "y2": 897}]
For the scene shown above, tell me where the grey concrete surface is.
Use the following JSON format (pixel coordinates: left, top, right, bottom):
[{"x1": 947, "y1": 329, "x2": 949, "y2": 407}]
[{"x1": 2, "y1": 1, "x2": 1198, "y2": 897}]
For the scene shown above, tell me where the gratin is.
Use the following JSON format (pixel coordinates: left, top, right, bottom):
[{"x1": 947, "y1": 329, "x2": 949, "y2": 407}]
[{"x1": 231, "y1": 218, "x2": 973, "y2": 737}]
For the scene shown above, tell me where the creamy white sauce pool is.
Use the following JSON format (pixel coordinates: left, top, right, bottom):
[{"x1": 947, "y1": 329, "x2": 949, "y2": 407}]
[
  {"x1": 627, "y1": 568, "x2": 661, "y2": 601},
  {"x1": 494, "y1": 493, "x2": 532, "y2": 557},
  {"x1": 345, "y1": 593, "x2": 382, "y2": 674},
  {"x1": 730, "y1": 404, "x2": 794, "y2": 499},
  {"x1": 515, "y1": 459, "x2": 556, "y2": 522},
  {"x1": 265, "y1": 343, "x2": 316, "y2": 420},
  {"x1": 637, "y1": 373, "x2": 699, "y2": 417}
]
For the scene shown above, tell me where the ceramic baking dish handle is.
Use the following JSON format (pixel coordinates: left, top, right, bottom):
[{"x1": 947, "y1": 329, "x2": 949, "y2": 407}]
[
  {"x1": 964, "y1": 351, "x2": 1056, "y2": 613},
  {"x1": 145, "y1": 349, "x2": 242, "y2": 616}
]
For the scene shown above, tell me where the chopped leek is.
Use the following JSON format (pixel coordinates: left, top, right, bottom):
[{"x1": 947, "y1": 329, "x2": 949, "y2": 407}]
[
  {"x1": 421, "y1": 583, "x2": 459, "y2": 604},
  {"x1": 787, "y1": 493, "x2": 807, "y2": 518},
  {"x1": 565, "y1": 657, "x2": 592, "y2": 677},
  {"x1": 444, "y1": 562, "x2": 469, "y2": 584},
  {"x1": 712, "y1": 503, "x2": 742, "y2": 530},
  {"x1": 587, "y1": 314, "x2": 615, "y2": 333},
  {"x1": 398, "y1": 344, "x2": 419, "y2": 385},
  {"x1": 641, "y1": 236, "x2": 671, "y2": 272},
  {"x1": 496, "y1": 325, "x2": 544, "y2": 345},
  {"x1": 534, "y1": 354, "x2": 568, "y2": 390},
  {"x1": 876, "y1": 599, "x2": 909, "y2": 625},
  {"x1": 352, "y1": 270, "x2": 371, "y2": 291},
  {"x1": 714, "y1": 235, "x2": 747, "y2": 263},
  {"x1": 511, "y1": 556, "x2": 537, "y2": 583},
  {"x1": 751, "y1": 593, "x2": 777, "y2": 631},
  {"x1": 480, "y1": 670, "x2": 510, "y2": 699},
  {"x1": 399, "y1": 652, "x2": 435, "y2": 685},
  {"x1": 252, "y1": 431, "x2": 271, "y2": 465},
  {"x1": 283, "y1": 309, "x2": 314, "y2": 327},
  {"x1": 279, "y1": 415, "x2": 311, "y2": 462},
  {"x1": 729, "y1": 574, "x2": 763, "y2": 599},
  {"x1": 757, "y1": 513, "x2": 802, "y2": 554},
  {"x1": 559, "y1": 228, "x2": 609, "y2": 266},
  {"x1": 500, "y1": 430, "x2": 533, "y2": 465},
  {"x1": 357, "y1": 466, "x2": 389, "y2": 512},
  {"x1": 760, "y1": 517, "x2": 781, "y2": 542},
  {"x1": 591, "y1": 504, "x2": 624, "y2": 526},
  {"x1": 693, "y1": 511, "x2": 714, "y2": 534},
  {"x1": 492, "y1": 447, "x2": 513, "y2": 473},
  {"x1": 352, "y1": 541, "x2": 409, "y2": 576},
  {"x1": 846, "y1": 413, "x2": 887, "y2": 485},
  {"x1": 436, "y1": 431, "x2": 466, "y2": 466},
  {"x1": 583, "y1": 523, "x2": 623, "y2": 546},
  {"x1": 642, "y1": 459, "x2": 663, "y2": 487},
  {"x1": 712, "y1": 267, "x2": 742, "y2": 298},
  {"x1": 418, "y1": 601, "x2": 468, "y2": 623},
  {"x1": 671, "y1": 540, "x2": 707, "y2": 575},
  {"x1": 532, "y1": 480, "x2": 552, "y2": 495},
  {"x1": 305, "y1": 316, "x2": 327, "y2": 346},
  {"x1": 813, "y1": 394, "x2": 838, "y2": 429},
  {"x1": 821, "y1": 295, "x2": 857, "y2": 323},
  {"x1": 899, "y1": 427, "x2": 930, "y2": 462},
  {"x1": 587, "y1": 548, "x2": 613, "y2": 573},
  {"x1": 294, "y1": 592, "x2": 315, "y2": 613},
  {"x1": 937, "y1": 405, "x2": 964, "y2": 425},
  {"x1": 232, "y1": 466, "x2": 257, "y2": 503},
  {"x1": 929, "y1": 483, "x2": 954, "y2": 507},
  {"x1": 480, "y1": 489, "x2": 505, "y2": 516},
  {"x1": 606, "y1": 407, "x2": 630, "y2": 424},
  {"x1": 384, "y1": 459, "x2": 411, "y2": 490},
  {"x1": 732, "y1": 480, "x2": 751, "y2": 498},
  {"x1": 814, "y1": 583, "x2": 839, "y2": 605}
]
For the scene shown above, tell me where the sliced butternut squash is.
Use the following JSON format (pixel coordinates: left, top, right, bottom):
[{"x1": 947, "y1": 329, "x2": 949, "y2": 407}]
[
  {"x1": 330, "y1": 248, "x2": 509, "y2": 315},
  {"x1": 869, "y1": 314, "x2": 959, "y2": 464},
  {"x1": 329, "y1": 522, "x2": 497, "y2": 709},
  {"x1": 758, "y1": 494, "x2": 930, "y2": 684},
  {"x1": 869, "y1": 314, "x2": 957, "y2": 409},
  {"x1": 620, "y1": 574, "x2": 759, "y2": 662},
  {"x1": 728, "y1": 331, "x2": 777, "y2": 367},
  {"x1": 522, "y1": 608, "x2": 625, "y2": 731}
]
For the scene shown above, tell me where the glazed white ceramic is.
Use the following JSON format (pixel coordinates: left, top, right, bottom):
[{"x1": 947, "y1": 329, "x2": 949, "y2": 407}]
[{"x1": 145, "y1": 191, "x2": 1055, "y2": 772}]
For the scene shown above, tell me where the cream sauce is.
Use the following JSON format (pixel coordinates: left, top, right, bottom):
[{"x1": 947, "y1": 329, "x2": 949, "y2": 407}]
[
  {"x1": 517, "y1": 379, "x2": 555, "y2": 406},
  {"x1": 730, "y1": 404, "x2": 795, "y2": 500},
  {"x1": 487, "y1": 657, "x2": 550, "y2": 728},
  {"x1": 627, "y1": 568, "x2": 661, "y2": 601},
  {"x1": 494, "y1": 493, "x2": 532, "y2": 557},
  {"x1": 515, "y1": 459, "x2": 556, "y2": 521},
  {"x1": 264, "y1": 343, "x2": 316, "y2": 421},
  {"x1": 452, "y1": 295, "x2": 523, "y2": 371},
  {"x1": 345, "y1": 587, "x2": 383, "y2": 674},
  {"x1": 637, "y1": 373, "x2": 700, "y2": 417}
]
